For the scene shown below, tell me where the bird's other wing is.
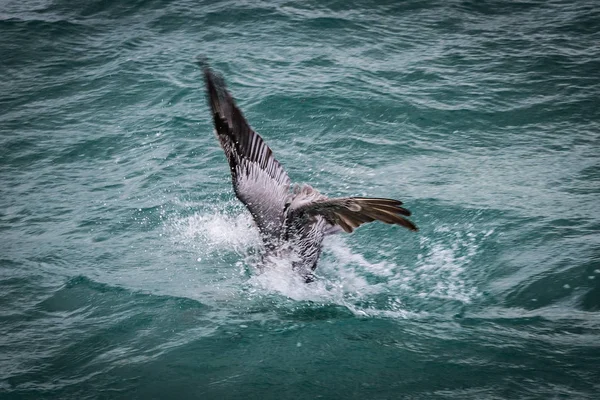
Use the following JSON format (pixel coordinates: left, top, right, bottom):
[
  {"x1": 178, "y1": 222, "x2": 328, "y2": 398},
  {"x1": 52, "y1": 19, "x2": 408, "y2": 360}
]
[
  {"x1": 201, "y1": 62, "x2": 291, "y2": 237},
  {"x1": 293, "y1": 197, "x2": 418, "y2": 233}
]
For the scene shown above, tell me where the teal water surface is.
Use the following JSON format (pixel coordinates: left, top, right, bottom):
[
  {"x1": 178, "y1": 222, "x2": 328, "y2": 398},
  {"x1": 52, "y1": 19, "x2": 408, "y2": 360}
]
[{"x1": 1, "y1": 0, "x2": 600, "y2": 398}]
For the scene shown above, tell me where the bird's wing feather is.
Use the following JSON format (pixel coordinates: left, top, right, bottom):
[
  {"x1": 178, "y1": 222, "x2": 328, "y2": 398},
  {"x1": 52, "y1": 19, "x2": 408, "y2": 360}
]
[
  {"x1": 292, "y1": 197, "x2": 418, "y2": 233},
  {"x1": 202, "y1": 63, "x2": 291, "y2": 236}
]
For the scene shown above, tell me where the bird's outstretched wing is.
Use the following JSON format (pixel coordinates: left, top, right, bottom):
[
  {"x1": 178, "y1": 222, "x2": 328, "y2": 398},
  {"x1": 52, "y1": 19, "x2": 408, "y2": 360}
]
[
  {"x1": 292, "y1": 197, "x2": 417, "y2": 233},
  {"x1": 202, "y1": 63, "x2": 291, "y2": 237}
]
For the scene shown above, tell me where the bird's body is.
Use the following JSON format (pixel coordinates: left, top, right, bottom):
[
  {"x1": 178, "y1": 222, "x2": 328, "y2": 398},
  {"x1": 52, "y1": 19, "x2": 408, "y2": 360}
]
[{"x1": 201, "y1": 63, "x2": 417, "y2": 281}]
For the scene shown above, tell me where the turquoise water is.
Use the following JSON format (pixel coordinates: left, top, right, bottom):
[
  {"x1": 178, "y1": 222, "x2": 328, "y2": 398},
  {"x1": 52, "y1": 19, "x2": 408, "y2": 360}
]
[{"x1": 1, "y1": 0, "x2": 600, "y2": 398}]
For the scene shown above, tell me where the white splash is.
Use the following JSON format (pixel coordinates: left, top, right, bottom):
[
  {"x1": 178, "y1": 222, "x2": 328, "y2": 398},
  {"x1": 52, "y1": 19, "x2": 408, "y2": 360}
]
[
  {"x1": 390, "y1": 225, "x2": 487, "y2": 304},
  {"x1": 246, "y1": 252, "x2": 376, "y2": 305},
  {"x1": 166, "y1": 207, "x2": 260, "y2": 256},
  {"x1": 165, "y1": 206, "x2": 488, "y2": 319}
]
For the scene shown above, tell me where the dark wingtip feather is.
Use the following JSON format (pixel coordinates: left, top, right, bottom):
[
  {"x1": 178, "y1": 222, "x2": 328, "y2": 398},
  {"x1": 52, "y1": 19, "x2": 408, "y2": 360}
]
[
  {"x1": 200, "y1": 61, "x2": 219, "y2": 93},
  {"x1": 353, "y1": 198, "x2": 417, "y2": 230},
  {"x1": 199, "y1": 58, "x2": 230, "y2": 122},
  {"x1": 402, "y1": 218, "x2": 418, "y2": 232},
  {"x1": 197, "y1": 57, "x2": 225, "y2": 94}
]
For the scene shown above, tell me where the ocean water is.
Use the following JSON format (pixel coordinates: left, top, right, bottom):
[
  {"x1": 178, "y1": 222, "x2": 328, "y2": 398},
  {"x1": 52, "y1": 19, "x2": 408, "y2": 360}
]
[{"x1": 1, "y1": 0, "x2": 599, "y2": 398}]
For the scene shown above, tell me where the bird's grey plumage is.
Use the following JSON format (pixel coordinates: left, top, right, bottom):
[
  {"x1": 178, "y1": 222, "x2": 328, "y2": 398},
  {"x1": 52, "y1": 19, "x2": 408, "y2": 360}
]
[
  {"x1": 203, "y1": 64, "x2": 291, "y2": 241},
  {"x1": 201, "y1": 62, "x2": 417, "y2": 281}
]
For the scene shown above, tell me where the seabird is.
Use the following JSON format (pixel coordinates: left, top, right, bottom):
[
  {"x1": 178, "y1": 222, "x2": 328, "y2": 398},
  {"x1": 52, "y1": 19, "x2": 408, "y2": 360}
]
[{"x1": 201, "y1": 62, "x2": 417, "y2": 282}]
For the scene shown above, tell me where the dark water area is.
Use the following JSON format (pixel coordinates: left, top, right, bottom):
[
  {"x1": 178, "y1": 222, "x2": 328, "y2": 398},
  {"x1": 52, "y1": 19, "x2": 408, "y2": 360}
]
[{"x1": 1, "y1": 0, "x2": 600, "y2": 398}]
